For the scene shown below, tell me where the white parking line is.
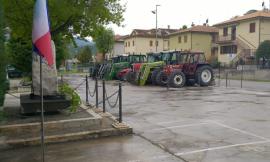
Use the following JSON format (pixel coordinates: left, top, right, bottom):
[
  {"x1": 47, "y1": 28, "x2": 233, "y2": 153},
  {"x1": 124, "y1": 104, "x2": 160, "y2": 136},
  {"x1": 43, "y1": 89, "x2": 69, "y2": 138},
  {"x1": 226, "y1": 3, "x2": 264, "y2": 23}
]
[
  {"x1": 208, "y1": 120, "x2": 270, "y2": 141},
  {"x1": 175, "y1": 140, "x2": 270, "y2": 156},
  {"x1": 145, "y1": 122, "x2": 210, "y2": 132},
  {"x1": 157, "y1": 120, "x2": 188, "y2": 125}
]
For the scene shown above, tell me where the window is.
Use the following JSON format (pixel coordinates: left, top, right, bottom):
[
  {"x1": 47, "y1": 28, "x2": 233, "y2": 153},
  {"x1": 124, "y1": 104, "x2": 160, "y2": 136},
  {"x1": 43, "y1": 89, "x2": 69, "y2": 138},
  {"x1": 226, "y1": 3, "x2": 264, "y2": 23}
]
[
  {"x1": 223, "y1": 27, "x2": 228, "y2": 36},
  {"x1": 132, "y1": 40, "x2": 135, "y2": 46},
  {"x1": 184, "y1": 35, "x2": 188, "y2": 43},
  {"x1": 150, "y1": 40, "x2": 153, "y2": 47},
  {"x1": 156, "y1": 40, "x2": 159, "y2": 46},
  {"x1": 220, "y1": 45, "x2": 237, "y2": 54},
  {"x1": 125, "y1": 42, "x2": 127, "y2": 47},
  {"x1": 250, "y1": 23, "x2": 256, "y2": 33},
  {"x1": 128, "y1": 42, "x2": 130, "y2": 47},
  {"x1": 178, "y1": 36, "x2": 182, "y2": 43}
]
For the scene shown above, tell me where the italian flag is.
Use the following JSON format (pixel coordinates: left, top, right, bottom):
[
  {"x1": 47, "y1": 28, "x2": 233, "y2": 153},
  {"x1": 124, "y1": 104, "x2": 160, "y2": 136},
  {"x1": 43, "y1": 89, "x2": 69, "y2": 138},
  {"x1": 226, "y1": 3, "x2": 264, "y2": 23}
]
[{"x1": 32, "y1": 0, "x2": 53, "y2": 66}]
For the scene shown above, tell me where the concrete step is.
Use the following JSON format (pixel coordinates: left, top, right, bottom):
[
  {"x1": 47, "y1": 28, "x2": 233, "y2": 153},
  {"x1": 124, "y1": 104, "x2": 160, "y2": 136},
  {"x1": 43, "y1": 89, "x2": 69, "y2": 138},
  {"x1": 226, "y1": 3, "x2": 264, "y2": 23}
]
[{"x1": 0, "y1": 127, "x2": 132, "y2": 149}]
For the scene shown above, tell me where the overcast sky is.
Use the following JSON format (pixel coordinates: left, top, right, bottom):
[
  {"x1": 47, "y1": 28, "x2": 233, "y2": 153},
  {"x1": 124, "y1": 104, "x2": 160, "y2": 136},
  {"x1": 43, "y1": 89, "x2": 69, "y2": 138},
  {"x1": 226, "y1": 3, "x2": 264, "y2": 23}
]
[{"x1": 109, "y1": 0, "x2": 268, "y2": 35}]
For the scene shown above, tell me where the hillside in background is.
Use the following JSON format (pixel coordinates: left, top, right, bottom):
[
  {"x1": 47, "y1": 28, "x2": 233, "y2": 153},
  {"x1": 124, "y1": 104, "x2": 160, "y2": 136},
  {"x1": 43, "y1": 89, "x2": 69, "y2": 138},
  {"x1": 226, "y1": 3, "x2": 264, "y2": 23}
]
[{"x1": 68, "y1": 37, "x2": 97, "y2": 59}]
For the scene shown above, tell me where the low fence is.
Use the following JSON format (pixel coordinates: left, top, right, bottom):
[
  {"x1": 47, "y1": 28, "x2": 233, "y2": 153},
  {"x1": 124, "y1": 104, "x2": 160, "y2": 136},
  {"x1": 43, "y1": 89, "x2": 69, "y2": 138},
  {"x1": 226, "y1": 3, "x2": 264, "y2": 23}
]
[
  {"x1": 214, "y1": 66, "x2": 270, "y2": 89},
  {"x1": 85, "y1": 76, "x2": 123, "y2": 123}
]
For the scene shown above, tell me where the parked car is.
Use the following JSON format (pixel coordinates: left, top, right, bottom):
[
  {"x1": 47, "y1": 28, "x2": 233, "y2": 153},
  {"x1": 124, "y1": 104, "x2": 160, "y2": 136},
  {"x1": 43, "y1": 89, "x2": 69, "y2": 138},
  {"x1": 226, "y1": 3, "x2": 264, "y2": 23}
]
[{"x1": 6, "y1": 65, "x2": 23, "y2": 78}]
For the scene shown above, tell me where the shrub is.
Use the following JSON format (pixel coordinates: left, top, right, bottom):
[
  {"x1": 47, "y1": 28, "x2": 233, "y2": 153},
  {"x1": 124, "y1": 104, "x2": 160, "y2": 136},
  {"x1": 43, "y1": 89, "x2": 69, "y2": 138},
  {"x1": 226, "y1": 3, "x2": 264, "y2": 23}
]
[{"x1": 59, "y1": 83, "x2": 81, "y2": 113}]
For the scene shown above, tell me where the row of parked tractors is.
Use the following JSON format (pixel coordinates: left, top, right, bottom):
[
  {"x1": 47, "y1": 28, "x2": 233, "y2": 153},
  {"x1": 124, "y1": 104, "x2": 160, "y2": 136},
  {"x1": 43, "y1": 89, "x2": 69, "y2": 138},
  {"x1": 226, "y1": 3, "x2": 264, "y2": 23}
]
[{"x1": 91, "y1": 51, "x2": 214, "y2": 88}]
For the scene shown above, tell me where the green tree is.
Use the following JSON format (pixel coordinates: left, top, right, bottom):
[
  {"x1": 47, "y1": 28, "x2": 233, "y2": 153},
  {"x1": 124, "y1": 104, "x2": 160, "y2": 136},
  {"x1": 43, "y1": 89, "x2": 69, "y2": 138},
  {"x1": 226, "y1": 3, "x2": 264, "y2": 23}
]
[
  {"x1": 256, "y1": 40, "x2": 270, "y2": 59},
  {"x1": 182, "y1": 25, "x2": 188, "y2": 29},
  {"x1": 77, "y1": 46, "x2": 93, "y2": 64},
  {"x1": 3, "y1": 0, "x2": 125, "y2": 72},
  {"x1": 94, "y1": 27, "x2": 114, "y2": 60},
  {"x1": 0, "y1": 0, "x2": 7, "y2": 106}
]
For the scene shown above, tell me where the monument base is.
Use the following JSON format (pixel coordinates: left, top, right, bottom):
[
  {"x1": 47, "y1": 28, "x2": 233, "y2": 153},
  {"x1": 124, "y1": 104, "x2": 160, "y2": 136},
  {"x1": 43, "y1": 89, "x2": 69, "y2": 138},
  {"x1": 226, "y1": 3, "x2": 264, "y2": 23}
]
[{"x1": 20, "y1": 94, "x2": 71, "y2": 114}]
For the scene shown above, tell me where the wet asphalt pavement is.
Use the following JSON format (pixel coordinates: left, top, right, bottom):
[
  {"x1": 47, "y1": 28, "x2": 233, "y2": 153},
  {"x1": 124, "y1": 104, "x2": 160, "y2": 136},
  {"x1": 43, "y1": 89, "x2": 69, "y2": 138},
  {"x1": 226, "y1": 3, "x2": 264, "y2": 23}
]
[{"x1": 2, "y1": 75, "x2": 270, "y2": 162}]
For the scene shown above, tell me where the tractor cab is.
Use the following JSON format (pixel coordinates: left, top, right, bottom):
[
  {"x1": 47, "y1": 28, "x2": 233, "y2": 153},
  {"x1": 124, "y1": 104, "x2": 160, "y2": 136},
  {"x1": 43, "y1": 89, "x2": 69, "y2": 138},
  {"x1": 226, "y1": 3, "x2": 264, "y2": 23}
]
[
  {"x1": 147, "y1": 52, "x2": 163, "y2": 63},
  {"x1": 112, "y1": 55, "x2": 129, "y2": 63},
  {"x1": 128, "y1": 54, "x2": 147, "y2": 64},
  {"x1": 155, "y1": 51, "x2": 214, "y2": 88}
]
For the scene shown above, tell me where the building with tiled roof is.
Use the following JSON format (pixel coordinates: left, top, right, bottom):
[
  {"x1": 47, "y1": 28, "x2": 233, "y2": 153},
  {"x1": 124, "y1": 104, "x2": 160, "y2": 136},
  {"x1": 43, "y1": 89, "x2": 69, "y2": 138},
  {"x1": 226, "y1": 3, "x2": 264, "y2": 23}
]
[
  {"x1": 124, "y1": 28, "x2": 178, "y2": 54},
  {"x1": 111, "y1": 35, "x2": 129, "y2": 57},
  {"x1": 213, "y1": 10, "x2": 270, "y2": 65},
  {"x1": 168, "y1": 25, "x2": 219, "y2": 62}
]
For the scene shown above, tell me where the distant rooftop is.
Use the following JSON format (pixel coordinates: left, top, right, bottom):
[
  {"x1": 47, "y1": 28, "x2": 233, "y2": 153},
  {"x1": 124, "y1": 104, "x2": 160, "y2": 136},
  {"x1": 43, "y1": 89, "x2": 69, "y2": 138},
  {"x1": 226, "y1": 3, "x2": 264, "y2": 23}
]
[
  {"x1": 127, "y1": 28, "x2": 179, "y2": 38},
  {"x1": 169, "y1": 25, "x2": 218, "y2": 36},
  {"x1": 214, "y1": 10, "x2": 270, "y2": 26},
  {"x1": 114, "y1": 35, "x2": 129, "y2": 42}
]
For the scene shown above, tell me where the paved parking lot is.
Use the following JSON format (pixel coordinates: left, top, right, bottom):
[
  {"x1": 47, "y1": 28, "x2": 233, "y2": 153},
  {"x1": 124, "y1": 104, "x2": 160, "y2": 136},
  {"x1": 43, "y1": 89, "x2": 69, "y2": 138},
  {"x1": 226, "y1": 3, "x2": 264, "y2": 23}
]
[{"x1": 2, "y1": 76, "x2": 270, "y2": 162}]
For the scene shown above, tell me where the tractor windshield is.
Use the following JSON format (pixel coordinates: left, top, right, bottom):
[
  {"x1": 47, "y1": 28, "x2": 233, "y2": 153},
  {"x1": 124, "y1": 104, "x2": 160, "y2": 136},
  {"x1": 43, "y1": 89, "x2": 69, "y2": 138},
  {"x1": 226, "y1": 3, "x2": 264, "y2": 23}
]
[
  {"x1": 129, "y1": 55, "x2": 146, "y2": 63},
  {"x1": 147, "y1": 54, "x2": 161, "y2": 63},
  {"x1": 178, "y1": 54, "x2": 188, "y2": 64},
  {"x1": 119, "y1": 56, "x2": 128, "y2": 62},
  {"x1": 161, "y1": 53, "x2": 171, "y2": 62}
]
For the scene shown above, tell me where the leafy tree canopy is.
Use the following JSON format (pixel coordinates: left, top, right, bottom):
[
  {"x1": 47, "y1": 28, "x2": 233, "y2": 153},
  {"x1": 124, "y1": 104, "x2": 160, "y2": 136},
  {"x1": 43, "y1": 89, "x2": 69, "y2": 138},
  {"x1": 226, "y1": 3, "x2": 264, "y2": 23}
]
[
  {"x1": 3, "y1": 0, "x2": 125, "y2": 72},
  {"x1": 3, "y1": 0, "x2": 125, "y2": 40},
  {"x1": 0, "y1": 0, "x2": 8, "y2": 106},
  {"x1": 256, "y1": 40, "x2": 270, "y2": 59},
  {"x1": 94, "y1": 27, "x2": 114, "y2": 58},
  {"x1": 181, "y1": 25, "x2": 187, "y2": 29},
  {"x1": 76, "y1": 46, "x2": 93, "y2": 64}
]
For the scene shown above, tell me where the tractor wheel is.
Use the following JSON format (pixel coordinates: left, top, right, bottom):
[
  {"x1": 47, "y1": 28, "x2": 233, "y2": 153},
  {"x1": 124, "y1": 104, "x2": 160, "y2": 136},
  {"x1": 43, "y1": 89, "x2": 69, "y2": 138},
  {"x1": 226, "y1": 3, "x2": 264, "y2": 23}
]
[
  {"x1": 126, "y1": 71, "x2": 135, "y2": 83},
  {"x1": 195, "y1": 65, "x2": 214, "y2": 86},
  {"x1": 156, "y1": 71, "x2": 168, "y2": 86},
  {"x1": 185, "y1": 79, "x2": 195, "y2": 86},
  {"x1": 151, "y1": 69, "x2": 160, "y2": 85},
  {"x1": 168, "y1": 70, "x2": 186, "y2": 88}
]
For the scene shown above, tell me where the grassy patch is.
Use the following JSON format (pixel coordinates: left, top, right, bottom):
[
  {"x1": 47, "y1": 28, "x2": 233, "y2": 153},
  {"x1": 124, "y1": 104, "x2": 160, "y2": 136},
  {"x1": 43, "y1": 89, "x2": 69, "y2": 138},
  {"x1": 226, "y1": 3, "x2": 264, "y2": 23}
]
[{"x1": 59, "y1": 83, "x2": 81, "y2": 113}]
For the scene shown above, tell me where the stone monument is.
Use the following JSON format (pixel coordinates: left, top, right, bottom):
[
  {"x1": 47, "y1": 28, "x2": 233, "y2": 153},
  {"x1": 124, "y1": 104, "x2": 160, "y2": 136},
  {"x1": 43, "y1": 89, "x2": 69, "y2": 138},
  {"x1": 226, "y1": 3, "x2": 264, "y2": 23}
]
[
  {"x1": 20, "y1": 40, "x2": 70, "y2": 114},
  {"x1": 32, "y1": 41, "x2": 58, "y2": 96}
]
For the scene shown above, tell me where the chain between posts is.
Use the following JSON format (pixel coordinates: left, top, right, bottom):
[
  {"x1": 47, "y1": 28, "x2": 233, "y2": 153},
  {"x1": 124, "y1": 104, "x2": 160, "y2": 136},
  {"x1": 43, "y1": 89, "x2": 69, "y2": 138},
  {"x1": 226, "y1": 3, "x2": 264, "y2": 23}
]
[{"x1": 85, "y1": 77, "x2": 123, "y2": 123}]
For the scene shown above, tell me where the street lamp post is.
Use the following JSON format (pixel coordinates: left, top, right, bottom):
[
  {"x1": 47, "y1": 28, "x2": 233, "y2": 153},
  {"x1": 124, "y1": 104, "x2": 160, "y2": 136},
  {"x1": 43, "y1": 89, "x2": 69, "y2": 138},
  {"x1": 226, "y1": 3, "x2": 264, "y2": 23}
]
[{"x1": 152, "y1": 5, "x2": 160, "y2": 52}]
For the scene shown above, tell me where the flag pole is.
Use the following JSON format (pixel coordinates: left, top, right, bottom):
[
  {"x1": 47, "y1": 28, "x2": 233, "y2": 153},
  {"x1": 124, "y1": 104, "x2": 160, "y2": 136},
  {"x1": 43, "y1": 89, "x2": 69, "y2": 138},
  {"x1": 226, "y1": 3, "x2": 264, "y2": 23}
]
[{"x1": 40, "y1": 56, "x2": 45, "y2": 162}]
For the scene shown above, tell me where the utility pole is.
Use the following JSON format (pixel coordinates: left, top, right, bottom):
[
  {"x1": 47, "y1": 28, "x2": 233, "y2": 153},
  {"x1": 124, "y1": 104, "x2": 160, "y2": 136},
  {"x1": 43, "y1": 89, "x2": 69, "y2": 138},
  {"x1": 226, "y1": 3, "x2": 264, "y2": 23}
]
[{"x1": 152, "y1": 5, "x2": 160, "y2": 52}]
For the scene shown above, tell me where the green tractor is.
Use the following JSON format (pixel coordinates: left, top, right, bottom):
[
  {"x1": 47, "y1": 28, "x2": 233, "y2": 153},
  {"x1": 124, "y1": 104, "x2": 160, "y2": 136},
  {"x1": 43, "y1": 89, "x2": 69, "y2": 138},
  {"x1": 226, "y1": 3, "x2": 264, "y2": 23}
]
[
  {"x1": 134, "y1": 52, "x2": 173, "y2": 86},
  {"x1": 104, "y1": 54, "x2": 146, "y2": 80}
]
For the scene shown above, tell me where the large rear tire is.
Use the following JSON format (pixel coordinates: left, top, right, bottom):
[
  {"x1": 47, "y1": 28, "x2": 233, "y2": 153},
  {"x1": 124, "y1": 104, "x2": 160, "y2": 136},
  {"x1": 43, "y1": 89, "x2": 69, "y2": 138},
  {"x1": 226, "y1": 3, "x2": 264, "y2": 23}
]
[
  {"x1": 156, "y1": 71, "x2": 168, "y2": 86},
  {"x1": 195, "y1": 65, "x2": 214, "y2": 86},
  {"x1": 151, "y1": 69, "x2": 160, "y2": 85},
  {"x1": 168, "y1": 70, "x2": 186, "y2": 88}
]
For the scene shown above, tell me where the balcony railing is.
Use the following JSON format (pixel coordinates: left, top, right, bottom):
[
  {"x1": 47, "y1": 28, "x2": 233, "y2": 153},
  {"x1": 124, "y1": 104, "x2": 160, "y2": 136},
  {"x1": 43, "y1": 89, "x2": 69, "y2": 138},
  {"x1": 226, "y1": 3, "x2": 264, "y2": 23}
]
[{"x1": 217, "y1": 34, "x2": 236, "y2": 43}]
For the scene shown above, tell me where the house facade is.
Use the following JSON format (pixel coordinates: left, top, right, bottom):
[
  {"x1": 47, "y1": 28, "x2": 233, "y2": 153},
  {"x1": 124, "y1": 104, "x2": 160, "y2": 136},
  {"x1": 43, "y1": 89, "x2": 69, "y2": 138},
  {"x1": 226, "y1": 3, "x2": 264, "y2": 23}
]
[
  {"x1": 111, "y1": 35, "x2": 127, "y2": 57},
  {"x1": 214, "y1": 10, "x2": 270, "y2": 65},
  {"x1": 124, "y1": 28, "x2": 178, "y2": 54},
  {"x1": 168, "y1": 25, "x2": 218, "y2": 62}
]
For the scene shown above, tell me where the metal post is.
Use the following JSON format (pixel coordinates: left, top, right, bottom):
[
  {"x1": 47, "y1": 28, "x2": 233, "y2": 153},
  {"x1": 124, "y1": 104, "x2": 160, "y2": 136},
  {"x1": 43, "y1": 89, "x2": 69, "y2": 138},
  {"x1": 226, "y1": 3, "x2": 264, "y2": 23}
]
[
  {"x1": 102, "y1": 80, "x2": 106, "y2": 113},
  {"x1": 86, "y1": 75, "x2": 89, "y2": 104},
  {"x1": 61, "y1": 75, "x2": 63, "y2": 84},
  {"x1": 39, "y1": 57, "x2": 45, "y2": 162},
  {"x1": 226, "y1": 72, "x2": 228, "y2": 88},
  {"x1": 153, "y1": 5, "x2": 160, "y2": 52},
  {"x1": 155, "y1": 5, "x2": 158, "y2": 52},
  {"x1": 241, "y1": 65, "x2": 243, "y2": 88},
  {"x1": 95, "y1": 78, "x2": 98, "y2": 108},
  {"x1": 218, "y1": 64, "x2": 221, "y2": 86},
  {"x1": 119, "y1": 82, "x2": 122, "y2": 123}
]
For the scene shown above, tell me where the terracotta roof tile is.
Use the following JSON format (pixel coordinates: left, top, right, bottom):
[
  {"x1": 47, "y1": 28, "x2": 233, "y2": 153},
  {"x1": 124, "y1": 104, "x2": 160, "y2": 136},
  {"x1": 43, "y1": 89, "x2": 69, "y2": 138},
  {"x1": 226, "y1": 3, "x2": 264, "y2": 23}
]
[
  {"x1": 169, "y1": 25, "x2": 218, "y2": 36},
  {"x1": 127, "y1": 28, "x2": 179, "y2": 38},
  {"x1": 214, "y1": 10, "x2": 270, "y2": 26}
]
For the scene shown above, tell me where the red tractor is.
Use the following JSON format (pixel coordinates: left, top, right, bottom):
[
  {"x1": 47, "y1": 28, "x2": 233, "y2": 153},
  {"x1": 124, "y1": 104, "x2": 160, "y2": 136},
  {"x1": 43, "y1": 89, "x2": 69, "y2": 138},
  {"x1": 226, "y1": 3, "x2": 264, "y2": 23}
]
[{"x1": 156, "y1": 51, "x2": 214, "y2": 88}]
